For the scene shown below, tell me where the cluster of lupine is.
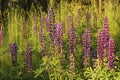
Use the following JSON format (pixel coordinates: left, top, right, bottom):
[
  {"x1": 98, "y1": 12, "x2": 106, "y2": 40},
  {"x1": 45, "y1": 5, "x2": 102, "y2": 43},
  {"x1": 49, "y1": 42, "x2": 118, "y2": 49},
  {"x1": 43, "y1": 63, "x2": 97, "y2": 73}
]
[
  {"x1": 25, "y1": 43, "x2": 32, "y2": 73},
  {"x1": 7, "y1": 6, "x2": 116, "y2": 73},
  {"x1": 97, "y1": 16, "x2": 115, "y2": 69},
  {"x1": 22, "y1": 19, "x2": 27, "y2": 39},
  {"x1": 83, "y1": 28, "x2": 91, "y2": 66},
  {"x1": 97, "y1": 16, "x2": 110, "y2": 62},
  {"x1": 48, "y1": 7, "x2": 55, "y2": 48},
  {"x1": 9, "y1": 43, "x2": 18, "y2": 66},
  {"x1": 68, "y1": 22, "x2": 76, "y2": 71}
]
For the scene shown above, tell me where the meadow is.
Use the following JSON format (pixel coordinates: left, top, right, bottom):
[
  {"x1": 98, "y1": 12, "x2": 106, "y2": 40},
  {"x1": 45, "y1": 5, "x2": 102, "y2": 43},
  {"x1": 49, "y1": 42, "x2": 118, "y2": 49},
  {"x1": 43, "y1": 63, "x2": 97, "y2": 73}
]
[{"x1": 0, "y1": 0, "x2": 120, "y2": 80}]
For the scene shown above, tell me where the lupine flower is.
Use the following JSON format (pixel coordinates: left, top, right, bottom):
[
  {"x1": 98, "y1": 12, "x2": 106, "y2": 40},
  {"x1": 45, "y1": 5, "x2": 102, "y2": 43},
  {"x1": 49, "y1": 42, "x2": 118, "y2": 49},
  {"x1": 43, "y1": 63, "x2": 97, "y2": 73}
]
[
  {"x1": 74, "y1": 9, "x2": 81, "y2": 27},
  {"x1": 79, "y1": 31, "x2": 83, "y2": 46},
  {"x1": 68, "y1": 26, "x2": 76, "y2": 53},
  {"x1": 103, "y1": 16, "x2": 109, "y2": 31},
  {"x1": 69, "y1": 52, "x2": 75, "y2": 72},
  {"x1": 9, "y1": 43, "x2": 18, "y2": 66},
  {"x1": 53, "y1": 24, "x2": 57, "y2": 43},
  {"x1": 33, "y1": 15, "x2": 37, "y2": 35},
  {"x1": 86, "y1": 11, "x2": 91, "y2": 27},
  {"x1": 55, "y1": 22, "x2": 63, "y2": 56},
  {"x1": 45, "y1": 16, "x2": 50, "y2": 32},
  {"x1": 93, "y1": 13, "x2": 97, "y2": 28},
  {"x1": 83, "y1": 28, "x2": 91, "y2": 66},
  {"x1": 107, "y1": 38, "x2": 115, "y2": 70},
  {"x1": 39, "y1": 27, "x2": 46, "y2": 56},
  {"x1": 68, "y1": 25, "x2": 76, "y2": 71},
  {"x1": 25, "y1": 43, "x2": 32, "y2": 73},
  {"x1": 97, "y1": 16, "x2": 111, "y2": 67},
  {"x1": 102, "y1": 16, "x2": 110, "y2": 60},
  {"x1": 48, "y1": 7, "x2": 55, "y2": 48},
  {"x1": 41, "y1": 13, "x2": 46, "y2": 29},
  {"x1": 66, "y1": 13, "x2": 72, "y2": 31},
  {"x1": 97, "y1": 30, "x2": 104, "y2": 66},
  {"x1": 22, "y1": 19, "x2": 27, "y2": 39}
]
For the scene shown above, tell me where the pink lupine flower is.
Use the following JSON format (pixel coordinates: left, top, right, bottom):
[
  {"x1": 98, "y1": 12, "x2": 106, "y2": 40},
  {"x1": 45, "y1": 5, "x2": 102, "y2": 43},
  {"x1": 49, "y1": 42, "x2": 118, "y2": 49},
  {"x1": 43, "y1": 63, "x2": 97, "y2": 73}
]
[
  {"x1": 107, "y1": 38, "x2": 115, "y2": 70},
  {"x1": 83, "y1": 28, "x2": 91, "y2": 66}
]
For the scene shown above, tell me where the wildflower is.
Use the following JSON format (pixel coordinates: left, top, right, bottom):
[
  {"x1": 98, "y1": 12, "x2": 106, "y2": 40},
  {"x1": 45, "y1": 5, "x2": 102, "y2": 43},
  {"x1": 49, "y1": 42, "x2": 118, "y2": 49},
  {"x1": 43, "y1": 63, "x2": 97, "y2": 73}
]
[
  {"x1": 55, "y1": 22, "x2": 63, "y2": 56},
  {"x1": 68, "y1": 25, "x2": 76, "y2": 71},
  {"x1": 83, "y1": 28, "x2": 91, "y2": 66},
  {"x1": 25, "y1": 43, "x2": 32, "y2": 73},
  {"x1": 93, "y1": 13, "x2": 97, "y2": 28},
  {"x1": 86, "y1": 11, "x2": 91, "y2": 27},
  {"x1": 74, "y1": 9, "x2": 81, "y2": 27},
  {"x1": 9, "y1": 43, "x2": 18, "y2": 66},
  {"x1": 107, "y1": 38, "x2": 115, "y2": 70},
  {"x1": 97, "y1": 30, "x2": 104, "y2": 66},
  {"x1": 33, "y1": 15, "x2": 37, "y2": 35},
  {"x1": 39, "y1": 26, "x2": 46, "y2": 56},
  {"x1": 79, "y1": 31, "x2": 83, "y2": 46},
  {"x1": 45, "y1": 16, "x2": 50, "y2": 32},
  {"x1": 102, "y1": 16, "x2": 110, "y2": 59},
  {"x1": 66, "y1": 13, "x2": 72, "y2": 31},
  {"x1": 22, "y1": 19, "x2": 27, "y2": 39},
  {"x1": 48, "y1": 7, "x2": 55, "y2": 48},
  {"x1": 40, "y1": 13, "x2": 46, "y2": 29}
]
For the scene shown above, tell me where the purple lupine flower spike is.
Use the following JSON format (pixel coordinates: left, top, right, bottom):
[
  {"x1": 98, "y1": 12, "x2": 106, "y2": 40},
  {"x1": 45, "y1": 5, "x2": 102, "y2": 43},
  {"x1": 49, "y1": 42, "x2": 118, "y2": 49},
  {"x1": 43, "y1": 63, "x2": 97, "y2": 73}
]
[
  {"x1": 66, "y1": 13, "x2": 72, "y2": 31},
  {"x1": 48, "y1": 7, "x2": 55, "y2": 48},
  {"x1": 9, "y1": 43, "x2": 18, "y2": 66},
  {"x1": 39, "y1": 26, "x2": 46, "y2": 56},
  {"x1": 45, "y1": 16, "x2": 50, "y2": 32},
  {"x1": 68, "y1": 24, "x2": 76, "y2": 71},
  {"x1": 83, "y1": 28, "x2": 91, "y2": 66},
  {"x1": 93, "y1": 13, "x2": 97, "y2": 28},
  {"x1": 22, "y1": 19, "x2": 27, "y2": 39},
  {"x1": 25, "y1": 43, "x2": 32, "y2": 73},
  {"x1": 33, "y1": 15, "x2": 37, "y2": 35},
  {"x1": 74, "y1": 9, "x2": 81, "y2": 27},
  {"x1": 102, "y1": 16, "x2": 110, "y2": 60},
  {"x1": 86, "y1": 11, "x2": 91, "y2": 27},
  {"x1": 97, "y1": 30, "x2": 104, "y2": 66},
  {"x1": 40, "y1": 13, "x2": 46, "y2": 56},
  {"x1": 41, "y1": 13, "x2": 46, "y2": 29},
  {"x1": 56, "y1": 22, "x2": 63, "y2": 56},
  {"x1": 79, "y1": 31, "x2": 83, "y2": 46},
  {"x1": 107, "y1": 38, "x2": 115, "y2": 70},
  {"x1": 103, "y1": 16, "x2": 109, "y2": 30}
]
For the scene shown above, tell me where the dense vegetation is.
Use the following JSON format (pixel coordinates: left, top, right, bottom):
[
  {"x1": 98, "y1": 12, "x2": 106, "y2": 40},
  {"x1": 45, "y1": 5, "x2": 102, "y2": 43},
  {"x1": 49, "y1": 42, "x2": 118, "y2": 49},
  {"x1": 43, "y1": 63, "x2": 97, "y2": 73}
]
[{"x1": 0, "y1": 0, "x2": 120, "y2": 80}]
